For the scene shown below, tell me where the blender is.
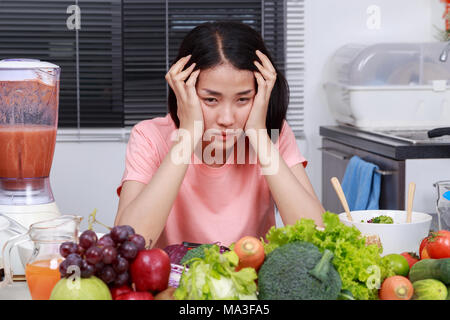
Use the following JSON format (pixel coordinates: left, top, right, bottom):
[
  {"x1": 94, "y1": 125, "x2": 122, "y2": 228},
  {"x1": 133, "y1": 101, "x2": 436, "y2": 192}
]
[{"x1": 0, "y1": 59, "x2": 61, "y2": 276}]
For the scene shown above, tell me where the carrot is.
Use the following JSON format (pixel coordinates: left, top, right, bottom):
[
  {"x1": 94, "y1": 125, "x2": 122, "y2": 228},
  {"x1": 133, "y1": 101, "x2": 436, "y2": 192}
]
[
  {"x1": 379, "y1": 275, "x2": 414, "y2": 300},
  {"x1": 234, "y1": 236, "x2": 265, "y2": 271}
]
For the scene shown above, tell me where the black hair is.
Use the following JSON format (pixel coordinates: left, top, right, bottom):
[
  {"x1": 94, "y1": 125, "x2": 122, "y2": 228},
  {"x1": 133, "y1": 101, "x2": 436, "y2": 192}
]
[{"x1": 168, "y1": 21, "x2": 289, "y2": 139}]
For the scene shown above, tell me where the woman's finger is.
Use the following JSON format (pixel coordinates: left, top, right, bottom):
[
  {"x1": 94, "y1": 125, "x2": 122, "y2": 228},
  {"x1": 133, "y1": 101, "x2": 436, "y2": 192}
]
[
  {"x1": 169, "y1": 55, "x2": 192, "y2": 77},
  {"x1": 165, "y1": 70, "x2": 185, "y2": 100},
  {"x1": 254, "y1": 53, "x2": 276, "y2": 102},
  {"x1": 255, "y1": 50, "x2": 276, "y2": 74},
  {"x1": 254, "y1": 71, "x2": 266, "y2": 86},
  {"x1": 166, "y1": 56, "x2": 193, "y2": 100},
  {"x1": 174, "y1": 64, "x2": 197, "y2": 97},
  {"x1": 253, "y1": 71, "x2": 267, "y2": 100},
  {"x1": 172, "y1": 78, "x2": 187, "y2": 101},
  {"x1": 254, "y1": 60, "x2": 276, "y2": 83},
  {"x1": 186, "y1": 69, "x2": 200, "y2": 92},
  {"x1": 174, "y1": 63, "x2": 196, "y2": 82},
  {"x1": 254, "y1": 70, "x2": 273, "y2": 102}
]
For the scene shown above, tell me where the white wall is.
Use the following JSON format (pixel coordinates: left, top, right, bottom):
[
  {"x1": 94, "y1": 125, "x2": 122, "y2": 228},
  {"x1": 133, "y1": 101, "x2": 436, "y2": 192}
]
[
  {"x1": 50, "y1": 140, "x2": 127, "y2": 230},
  {"x1": 50, "y1": 0, "x2": 440, "y2": 229},
  {"x1": 301, "y1": 0, "x2": 436, "y2": 205}
]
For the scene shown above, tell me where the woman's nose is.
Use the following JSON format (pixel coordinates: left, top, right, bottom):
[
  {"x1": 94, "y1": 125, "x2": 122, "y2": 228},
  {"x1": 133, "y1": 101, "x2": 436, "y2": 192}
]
[{"x1": 217, "y1": 105, "x2": 234, "y2": 127}]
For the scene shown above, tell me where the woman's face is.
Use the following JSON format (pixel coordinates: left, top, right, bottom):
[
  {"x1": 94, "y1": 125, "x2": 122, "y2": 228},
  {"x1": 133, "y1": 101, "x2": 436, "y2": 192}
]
[{"x1": 196, "y1": 63, "x2": 255, "y2": 151}]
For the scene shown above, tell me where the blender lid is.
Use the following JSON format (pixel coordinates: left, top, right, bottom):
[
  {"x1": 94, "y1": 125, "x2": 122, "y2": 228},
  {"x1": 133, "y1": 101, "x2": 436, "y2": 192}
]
[{"x1": 0, "y1": 58, "x2": 59, "y2": 69}]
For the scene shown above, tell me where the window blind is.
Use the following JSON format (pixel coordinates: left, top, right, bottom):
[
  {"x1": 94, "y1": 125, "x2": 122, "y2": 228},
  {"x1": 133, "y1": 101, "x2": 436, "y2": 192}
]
[
  {"x1": 286, "y1": 0, "x2": 305, "y2": 137},
  {"x1": 0, "y1": 0, "x2": 78, "y2": 126},
  {"x1": 0, "y1": 0, "x2": 292, "y2": 130},
  {"x1": 0, "y1": 0, "x2": 123, "y2": 128},
  {"x1": 77, "y1": 0, "x2": 123, "y2": 127},
  {"x1": 123, "y1": 0, "x2": 167, "y2": 126}
]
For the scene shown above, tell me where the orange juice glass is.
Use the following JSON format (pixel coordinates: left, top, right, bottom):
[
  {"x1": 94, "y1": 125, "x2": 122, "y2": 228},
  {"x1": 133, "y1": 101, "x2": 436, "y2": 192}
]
[{"x1": 25, "y1": 258, "x2": 62, "y2": 300}]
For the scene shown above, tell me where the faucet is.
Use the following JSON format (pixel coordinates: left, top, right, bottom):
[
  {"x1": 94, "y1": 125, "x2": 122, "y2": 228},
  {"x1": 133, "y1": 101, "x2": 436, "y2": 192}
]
[{"x1": 439, "y1": 42, "x2": 450, "y2": 62}]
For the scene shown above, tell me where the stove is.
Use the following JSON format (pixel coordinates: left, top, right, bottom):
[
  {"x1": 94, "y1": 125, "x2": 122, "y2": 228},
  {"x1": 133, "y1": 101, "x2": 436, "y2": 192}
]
[{"x1": 349, "y1": 127, "x2": 450, "y2": 145}]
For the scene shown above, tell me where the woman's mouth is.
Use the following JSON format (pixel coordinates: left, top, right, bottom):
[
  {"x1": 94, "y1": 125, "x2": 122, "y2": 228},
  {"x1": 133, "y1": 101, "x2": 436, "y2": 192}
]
[{"x1": 207, "y1": 129, "x2": 241, "y2": 143}]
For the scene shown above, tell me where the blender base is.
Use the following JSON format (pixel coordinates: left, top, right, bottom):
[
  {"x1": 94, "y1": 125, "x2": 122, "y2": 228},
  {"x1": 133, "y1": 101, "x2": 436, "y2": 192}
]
[{"x1": 0, "y1": 202, "x2": 61, "y2": 229}]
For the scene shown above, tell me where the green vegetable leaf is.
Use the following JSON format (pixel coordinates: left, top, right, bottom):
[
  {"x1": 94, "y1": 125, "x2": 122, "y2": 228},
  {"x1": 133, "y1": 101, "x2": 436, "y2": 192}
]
[
  {"x1": 369, "y1": 215, "x2": 394, "y2": 224},
  {"x1": 174, "y1": 245, "x2": 258, "y2": 300},
  {"x1": 223, "y1": 250, "x2": 239, "y2": 267}
]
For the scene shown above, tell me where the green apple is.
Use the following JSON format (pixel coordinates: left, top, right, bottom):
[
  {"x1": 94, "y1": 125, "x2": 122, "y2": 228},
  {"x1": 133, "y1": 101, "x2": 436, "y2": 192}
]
[{"x1": 50, "y1": 276, "x2": 112, "y2": 300}]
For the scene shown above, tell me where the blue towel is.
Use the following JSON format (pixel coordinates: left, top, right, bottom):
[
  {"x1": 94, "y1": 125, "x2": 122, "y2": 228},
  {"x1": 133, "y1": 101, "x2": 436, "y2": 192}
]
[{"x1": 341, "y1": 156, "x2": 381, "y2": 211}]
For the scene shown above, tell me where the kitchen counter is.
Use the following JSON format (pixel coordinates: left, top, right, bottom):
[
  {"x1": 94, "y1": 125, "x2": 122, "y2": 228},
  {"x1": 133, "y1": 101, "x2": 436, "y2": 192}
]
[
  {"x1": 320, "y1": 125, "x2": 450, "y2": 214},
  {"x1": 0, "y1": 282, "x2": 31, "y2": 300},
  {"x1": 320, "y1": 126, "x2": 450, "y2": 160}
]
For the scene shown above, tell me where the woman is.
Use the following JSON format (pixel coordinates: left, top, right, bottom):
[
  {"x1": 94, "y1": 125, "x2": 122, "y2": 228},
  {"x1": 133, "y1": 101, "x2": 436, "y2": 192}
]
[{"x1": 115, "y1": 21, "x2": 324, "y2": 248}]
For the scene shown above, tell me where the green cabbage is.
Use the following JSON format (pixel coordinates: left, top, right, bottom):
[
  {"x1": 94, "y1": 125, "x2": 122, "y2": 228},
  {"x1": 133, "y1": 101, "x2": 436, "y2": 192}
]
[
  {"x1": 263, "y1": 211, "x2": 394, "y2": 300},
  {"x1": 174, "y1": 245, "x2": 258, "y2": 300}
]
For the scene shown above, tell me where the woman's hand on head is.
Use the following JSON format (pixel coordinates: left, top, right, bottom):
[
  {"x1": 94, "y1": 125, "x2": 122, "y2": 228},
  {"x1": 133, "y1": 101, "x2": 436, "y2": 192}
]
[
  {"x1": 244, "y1": 50, "x2": 277, "y2": 134},
  {"x1": 165, "y1": 55, "x2": 204, "y2": 133}
]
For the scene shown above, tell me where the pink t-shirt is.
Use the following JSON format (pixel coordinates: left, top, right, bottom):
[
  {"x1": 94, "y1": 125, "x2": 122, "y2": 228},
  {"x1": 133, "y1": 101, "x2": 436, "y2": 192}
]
[{"x1": 117, "y1": 114, "x2": 307, "y2": 248}]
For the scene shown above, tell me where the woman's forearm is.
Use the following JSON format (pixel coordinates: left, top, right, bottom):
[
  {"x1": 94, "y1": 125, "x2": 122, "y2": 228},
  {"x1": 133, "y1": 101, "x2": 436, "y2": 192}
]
[
  {"x1": 247, "y1": 130, "x2": 325, "y2": 227},
  {"x1": 116, "y1": 128, "x2": 199, "y2": 246}
]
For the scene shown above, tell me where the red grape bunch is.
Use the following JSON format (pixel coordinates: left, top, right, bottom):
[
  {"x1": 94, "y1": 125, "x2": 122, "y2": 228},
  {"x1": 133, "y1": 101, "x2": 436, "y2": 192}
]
[{"x1": 59, "y1": 225, "x2": 146, "y2": 288}]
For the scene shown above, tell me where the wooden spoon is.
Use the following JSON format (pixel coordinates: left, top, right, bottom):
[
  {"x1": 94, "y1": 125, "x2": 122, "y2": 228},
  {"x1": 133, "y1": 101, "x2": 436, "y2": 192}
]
[
  {"x1": 406, "y1": 182, "x2": 416, "y2": 223},
  {"x1": 330, "y1": 177, "x2": 353, "y2": 222}
]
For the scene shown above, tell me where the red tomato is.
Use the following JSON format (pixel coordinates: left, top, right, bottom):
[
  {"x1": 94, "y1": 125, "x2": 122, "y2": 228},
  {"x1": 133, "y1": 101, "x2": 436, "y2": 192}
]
[
  {"x1": 426, "y1": 230, "x2": 450, "y2": 259},
  {"x1": 400, "y1": 252, "x2": 419, "y2": 268},
  {"x1": 419, "y1": 236, "x2": 431, "y2": 259}
]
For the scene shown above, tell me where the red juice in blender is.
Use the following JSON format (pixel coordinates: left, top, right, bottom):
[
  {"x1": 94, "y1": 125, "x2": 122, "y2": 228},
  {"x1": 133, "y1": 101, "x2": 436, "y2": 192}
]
[
  {"x1": 0, "y1": 124, "x2": 57, "y2": 179},
  {"x1": 0, "y1": 59, "x2": 60, "y2": 205}
]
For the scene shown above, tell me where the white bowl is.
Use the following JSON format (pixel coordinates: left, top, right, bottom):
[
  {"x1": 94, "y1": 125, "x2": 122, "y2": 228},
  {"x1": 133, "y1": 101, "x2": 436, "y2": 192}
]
[{"x1": 338, "y1": 210, "x2": 432, "y2": 256}]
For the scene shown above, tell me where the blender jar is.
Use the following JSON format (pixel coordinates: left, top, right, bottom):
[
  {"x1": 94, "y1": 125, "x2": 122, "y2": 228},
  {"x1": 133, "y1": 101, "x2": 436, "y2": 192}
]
[{"x1": 0, "y1": 59, "x2": 60, "y2": 205}]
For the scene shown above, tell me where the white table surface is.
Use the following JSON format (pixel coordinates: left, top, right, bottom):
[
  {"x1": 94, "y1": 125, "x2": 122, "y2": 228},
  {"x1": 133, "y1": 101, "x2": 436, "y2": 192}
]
[{"x1": 0, "y1": 282, "x2": 31, "y2": 300}]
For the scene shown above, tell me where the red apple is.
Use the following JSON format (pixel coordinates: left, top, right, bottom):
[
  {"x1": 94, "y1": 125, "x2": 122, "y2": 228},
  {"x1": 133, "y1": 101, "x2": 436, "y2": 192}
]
[
  {"x1": 115, "y1": 291, "x2": 154, "y2": 300},
  {"x1": 110, "y1": 285, "x2": 133, "y2": 300},
  {"x1": 130, "y1": 248, "x2": 171, "y2": 292}
]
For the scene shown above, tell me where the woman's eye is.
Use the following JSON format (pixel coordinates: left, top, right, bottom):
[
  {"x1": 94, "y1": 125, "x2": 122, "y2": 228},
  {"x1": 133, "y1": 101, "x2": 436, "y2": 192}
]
[
  {"x1": 203, "y1": 98, "x2": 217, "y2": 104},
  {"x1": 238, "y1": 97, "x2": 251, "y2": 104}
]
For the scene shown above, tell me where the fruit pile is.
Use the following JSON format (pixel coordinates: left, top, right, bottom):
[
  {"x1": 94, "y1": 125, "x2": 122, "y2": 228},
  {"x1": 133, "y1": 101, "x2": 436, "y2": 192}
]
[
  {"x1": 54, "y1": 225, "x2": 172, "y2": 300},
  {"x1": 59, "y1": 226, "x2": 145, "y2": 287}
]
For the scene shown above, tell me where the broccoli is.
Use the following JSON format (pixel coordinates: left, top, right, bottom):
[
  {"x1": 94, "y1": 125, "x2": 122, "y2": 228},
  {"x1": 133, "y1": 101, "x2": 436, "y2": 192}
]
[
  {"x1": 180, "y1": 244, "x2": 214, "y2": 266},
  {"x1": 257, "y1": 241, "x2": 342, "y2": 300}
]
